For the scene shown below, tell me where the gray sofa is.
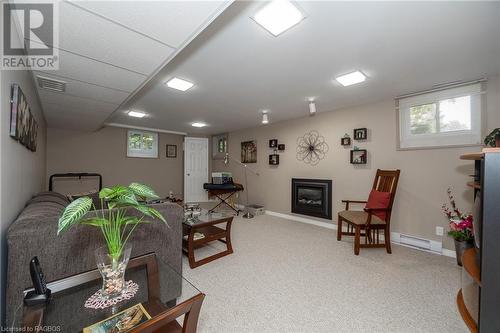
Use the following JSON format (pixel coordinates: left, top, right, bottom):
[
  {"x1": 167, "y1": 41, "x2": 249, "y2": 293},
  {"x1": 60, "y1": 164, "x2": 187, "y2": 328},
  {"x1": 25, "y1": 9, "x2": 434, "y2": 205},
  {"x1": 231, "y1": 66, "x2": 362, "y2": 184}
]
[{"x1": 6, "y1": 191, "x2": 183, "y2": 324}]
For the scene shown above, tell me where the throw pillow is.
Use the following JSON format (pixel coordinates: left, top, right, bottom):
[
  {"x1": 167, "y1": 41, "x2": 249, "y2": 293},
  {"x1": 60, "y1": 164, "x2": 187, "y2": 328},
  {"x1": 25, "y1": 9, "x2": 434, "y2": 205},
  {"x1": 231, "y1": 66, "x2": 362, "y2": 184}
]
[{"x1": 365, "y1": 190, "x2": 391, "y2": 221}]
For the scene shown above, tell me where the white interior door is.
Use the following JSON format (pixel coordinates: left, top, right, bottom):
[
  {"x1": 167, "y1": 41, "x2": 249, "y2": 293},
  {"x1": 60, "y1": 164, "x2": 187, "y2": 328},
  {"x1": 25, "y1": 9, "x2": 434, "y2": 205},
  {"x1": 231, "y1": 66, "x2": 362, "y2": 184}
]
[{"x1": 184, "y1": 137, "x2": 209, "y2": 203}]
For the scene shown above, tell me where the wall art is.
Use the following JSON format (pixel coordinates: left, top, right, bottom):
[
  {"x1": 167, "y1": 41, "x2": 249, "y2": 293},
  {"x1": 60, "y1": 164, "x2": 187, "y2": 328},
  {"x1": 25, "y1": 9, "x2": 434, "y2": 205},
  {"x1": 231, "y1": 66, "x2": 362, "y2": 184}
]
[{"x1": 296, "y1": 131, "x2": 329, "y2": 166}]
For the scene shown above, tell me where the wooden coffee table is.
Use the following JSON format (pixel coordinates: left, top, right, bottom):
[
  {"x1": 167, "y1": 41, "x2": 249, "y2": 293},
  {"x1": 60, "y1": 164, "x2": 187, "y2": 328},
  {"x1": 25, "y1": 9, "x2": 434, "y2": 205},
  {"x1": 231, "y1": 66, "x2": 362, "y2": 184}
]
[{"x1": 183, "y1": 211, "x2": 234, "y2": 268}]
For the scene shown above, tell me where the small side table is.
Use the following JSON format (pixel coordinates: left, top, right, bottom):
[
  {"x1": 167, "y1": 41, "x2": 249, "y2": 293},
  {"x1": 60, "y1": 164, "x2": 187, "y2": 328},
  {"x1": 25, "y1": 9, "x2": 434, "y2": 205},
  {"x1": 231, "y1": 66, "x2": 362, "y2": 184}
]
[
  {"x1": 12, "y1": 253, "x2": 204, "y2": 333},
  {"x1": 183, "y1": 211, "x2": 234, "y2": 268}
]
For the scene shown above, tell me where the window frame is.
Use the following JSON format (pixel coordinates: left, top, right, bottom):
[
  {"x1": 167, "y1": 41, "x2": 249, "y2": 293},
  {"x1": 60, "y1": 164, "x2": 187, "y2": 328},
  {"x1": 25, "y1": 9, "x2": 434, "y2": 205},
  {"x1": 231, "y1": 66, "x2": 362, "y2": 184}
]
[
  {"x1": 397, "y1": 83, "x2": 484, "y2": 150},
  {"x1": 126, "y1": 130, "x2": 158, "y2": 158}
]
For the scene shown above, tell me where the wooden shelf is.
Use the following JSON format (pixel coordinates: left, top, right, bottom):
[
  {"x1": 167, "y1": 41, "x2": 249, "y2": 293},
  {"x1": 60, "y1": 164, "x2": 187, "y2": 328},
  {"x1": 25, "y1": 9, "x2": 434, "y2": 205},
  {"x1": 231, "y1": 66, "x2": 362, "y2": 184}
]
[
  {"x1": 467, "y1": 181, "x2": 481, "y2": 190},
  {"x1": 460, "y1": 148, "x2": 500, "y2": 160},
  {"x1": 460, "y1": 153, "x2": 484, "y2": 160},
  {"x1": 457, "y1": 289, "x2": 478, "y2": 333},
  {"x1": 463, "y1": 248, "x2": 481, "y2": 285}
]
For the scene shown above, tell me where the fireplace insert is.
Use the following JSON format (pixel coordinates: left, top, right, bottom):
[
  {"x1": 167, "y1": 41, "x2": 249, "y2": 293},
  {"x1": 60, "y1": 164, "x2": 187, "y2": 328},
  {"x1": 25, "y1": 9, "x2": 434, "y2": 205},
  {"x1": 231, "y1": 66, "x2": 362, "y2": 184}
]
[{"x1": 291, "y1": 178, "x2": 332, "y2": 219}]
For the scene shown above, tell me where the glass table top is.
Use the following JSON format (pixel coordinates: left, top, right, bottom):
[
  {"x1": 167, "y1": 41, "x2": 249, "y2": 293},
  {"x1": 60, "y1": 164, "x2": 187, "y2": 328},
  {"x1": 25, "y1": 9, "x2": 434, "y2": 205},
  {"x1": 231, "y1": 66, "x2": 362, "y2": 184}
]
[
  {"x1": 183, "y1": 208, "x2": 233, "y2": 226},
  {"x1": 9, "y1": 255, "x2": 201, "y2": 332}
]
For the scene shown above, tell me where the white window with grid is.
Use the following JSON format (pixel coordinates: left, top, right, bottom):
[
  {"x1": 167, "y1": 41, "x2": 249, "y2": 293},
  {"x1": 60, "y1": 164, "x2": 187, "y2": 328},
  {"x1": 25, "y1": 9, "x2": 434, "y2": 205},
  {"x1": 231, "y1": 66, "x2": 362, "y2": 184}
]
[
  {"x1": 398, "y1": 83, "x2": 483, "y2": 149},
  {"x1": 127, "y1": 130, "x2": 158, "y2": 158}
]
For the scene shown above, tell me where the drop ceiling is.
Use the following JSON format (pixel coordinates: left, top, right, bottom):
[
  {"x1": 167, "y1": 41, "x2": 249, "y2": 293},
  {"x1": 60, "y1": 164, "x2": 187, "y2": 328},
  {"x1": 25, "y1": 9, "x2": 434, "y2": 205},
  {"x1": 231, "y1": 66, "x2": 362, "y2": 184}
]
[
  {"x1": 28, "y1": 1, "x2": 500, "y2": 134},
  {"x1": 24, "y1": 0, "x2": 231, "y2": 131}
]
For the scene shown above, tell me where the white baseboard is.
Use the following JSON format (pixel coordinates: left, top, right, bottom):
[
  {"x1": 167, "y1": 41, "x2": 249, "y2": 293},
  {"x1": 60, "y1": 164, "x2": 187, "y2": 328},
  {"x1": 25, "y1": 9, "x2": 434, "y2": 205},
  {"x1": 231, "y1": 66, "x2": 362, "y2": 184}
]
[
  {"x1": 264, "y1": 210, "x2": 456, "y2": 258},
  {"x1": 265, "y1": 210, "x2": 337, "y2": 230},
  {"x1": 441, "y1": 248, "x2": 457, "y2": 258}
]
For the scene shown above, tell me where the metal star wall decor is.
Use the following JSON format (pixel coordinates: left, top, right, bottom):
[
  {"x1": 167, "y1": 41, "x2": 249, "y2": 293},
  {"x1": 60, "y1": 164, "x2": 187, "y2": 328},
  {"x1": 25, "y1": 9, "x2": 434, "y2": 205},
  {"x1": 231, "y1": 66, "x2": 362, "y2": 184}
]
[{"x1": 296, "y1": 130, "x2": 329, "y2": 165}]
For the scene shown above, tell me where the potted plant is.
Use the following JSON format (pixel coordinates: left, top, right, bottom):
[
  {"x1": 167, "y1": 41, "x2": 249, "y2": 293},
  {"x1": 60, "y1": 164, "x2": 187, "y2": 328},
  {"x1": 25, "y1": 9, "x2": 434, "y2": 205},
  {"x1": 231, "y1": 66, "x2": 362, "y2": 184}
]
[
  {"x1": 442, "y1": 188, "x2": 474, "y2": 266},
  {"x1": 484, "y1": 128, "x2": 500, "y2": 147},
  {"x1": 57, "y1": 183, "x2": 167, "y2": 300}
]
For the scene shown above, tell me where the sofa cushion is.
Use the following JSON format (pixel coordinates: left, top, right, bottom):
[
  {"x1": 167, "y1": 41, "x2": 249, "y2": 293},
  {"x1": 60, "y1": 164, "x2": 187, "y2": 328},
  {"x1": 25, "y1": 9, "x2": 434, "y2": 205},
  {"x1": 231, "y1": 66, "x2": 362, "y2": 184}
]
[{"x1": 27, "y1": 192, "x2": 69, "y2": 208}]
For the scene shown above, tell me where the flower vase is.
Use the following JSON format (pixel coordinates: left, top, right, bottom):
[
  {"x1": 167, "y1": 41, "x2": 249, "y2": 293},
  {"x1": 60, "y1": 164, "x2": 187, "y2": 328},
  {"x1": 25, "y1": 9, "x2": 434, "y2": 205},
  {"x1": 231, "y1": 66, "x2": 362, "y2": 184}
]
[
  {"x1": 95, "y1": 245, "x2": 132, "y2": 300},
  {"x1": 454, "y1": 239, "x2": 474, "y2": 266}
]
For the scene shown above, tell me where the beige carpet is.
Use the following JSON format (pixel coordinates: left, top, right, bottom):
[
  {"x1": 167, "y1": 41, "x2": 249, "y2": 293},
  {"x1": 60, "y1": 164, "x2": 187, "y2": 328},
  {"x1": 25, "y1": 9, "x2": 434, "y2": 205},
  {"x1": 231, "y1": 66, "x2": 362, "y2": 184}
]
[{"x1": 182, "y1": 213, "x2": 467, "y2": 333}]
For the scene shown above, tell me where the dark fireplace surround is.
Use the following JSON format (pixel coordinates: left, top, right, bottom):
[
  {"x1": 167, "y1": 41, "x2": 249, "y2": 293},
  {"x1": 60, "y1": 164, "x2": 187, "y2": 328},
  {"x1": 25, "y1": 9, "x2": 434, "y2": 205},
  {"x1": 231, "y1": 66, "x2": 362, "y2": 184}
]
[{"x1": 291, "y1": 178, "x2": 332, "y2": 220}]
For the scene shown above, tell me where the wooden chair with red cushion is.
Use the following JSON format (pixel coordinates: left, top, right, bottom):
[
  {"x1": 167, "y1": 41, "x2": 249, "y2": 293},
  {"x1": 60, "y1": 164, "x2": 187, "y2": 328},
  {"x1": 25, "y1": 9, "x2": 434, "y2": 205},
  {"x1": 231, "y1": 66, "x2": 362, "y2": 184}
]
[{"x1": 337, "y1": 169, "x2": 401, "y2": 255}]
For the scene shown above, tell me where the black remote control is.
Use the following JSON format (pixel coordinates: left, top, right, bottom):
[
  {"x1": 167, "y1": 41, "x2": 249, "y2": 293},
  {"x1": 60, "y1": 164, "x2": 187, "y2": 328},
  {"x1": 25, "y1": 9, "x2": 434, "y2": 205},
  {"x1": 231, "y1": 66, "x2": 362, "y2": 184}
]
[
  {"x1": 29, "y1": 257, "x2": 47, "y2": 294},
  {"x1": 24, "y1": 256, "x2": 51, "y2": 306}
]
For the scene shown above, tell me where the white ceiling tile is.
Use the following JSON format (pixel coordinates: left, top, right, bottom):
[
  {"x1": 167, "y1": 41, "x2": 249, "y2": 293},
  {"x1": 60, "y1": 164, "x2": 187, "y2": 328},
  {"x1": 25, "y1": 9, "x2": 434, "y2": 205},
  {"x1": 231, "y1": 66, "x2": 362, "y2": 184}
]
[
  {"x1": 36, "y1": 48, "x2": 146, "y2": 92},
  {"x1": 58, "y1": 1, "x2": 175, "y2": 74},
  {"x1": 71, "y1": 1, "x2": 229, "y2": 48},
  {"x1": 32, "y1": 71, "x2": 129, "y2": 105},
  {"x1": 38, "y1": 91, "x2": 118, "y2": 115},
  {"x1": 43, "y1": 102, "x2": 112, "y2": 131}
]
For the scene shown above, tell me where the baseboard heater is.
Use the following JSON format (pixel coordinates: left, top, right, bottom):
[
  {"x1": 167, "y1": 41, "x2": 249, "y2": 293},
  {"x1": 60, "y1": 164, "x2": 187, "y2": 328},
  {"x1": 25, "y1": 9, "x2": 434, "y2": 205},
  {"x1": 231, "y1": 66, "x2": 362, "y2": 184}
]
[{"x1": 392, "y1": 232, "x2": 442, "y2": 253}]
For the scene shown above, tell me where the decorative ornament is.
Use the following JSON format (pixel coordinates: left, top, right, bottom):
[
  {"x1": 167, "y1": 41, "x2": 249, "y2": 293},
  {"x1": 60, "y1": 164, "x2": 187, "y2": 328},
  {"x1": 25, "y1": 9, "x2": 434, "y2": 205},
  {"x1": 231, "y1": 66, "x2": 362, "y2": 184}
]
[
  {"x1": 84, "y1": 280, "x2": 139, "y2": 309},
  {"x1": 296, "y1": 131, "x2": 329, "y2": 165}
]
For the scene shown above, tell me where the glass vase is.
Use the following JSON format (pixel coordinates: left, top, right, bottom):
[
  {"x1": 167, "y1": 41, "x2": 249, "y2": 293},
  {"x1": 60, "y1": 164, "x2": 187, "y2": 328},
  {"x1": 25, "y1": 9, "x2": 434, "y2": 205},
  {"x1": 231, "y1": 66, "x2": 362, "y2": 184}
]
[{"x1": 95, "y1": 245, "x2": 132, "y2": 300}]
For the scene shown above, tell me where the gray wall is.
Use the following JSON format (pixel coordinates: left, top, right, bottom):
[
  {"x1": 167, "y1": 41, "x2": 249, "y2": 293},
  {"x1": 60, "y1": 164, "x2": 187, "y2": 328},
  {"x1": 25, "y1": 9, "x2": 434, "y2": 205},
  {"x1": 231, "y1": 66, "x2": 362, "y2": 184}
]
[
  {"x1": 214, "y1": 76, "x2": 499, "y2": 251},
  {"x1": 46, "y1": 127, "x2": 184, "y2": 198},
  {"x1": 0, "y1": 70, "x2": 47, "y2": 324}
]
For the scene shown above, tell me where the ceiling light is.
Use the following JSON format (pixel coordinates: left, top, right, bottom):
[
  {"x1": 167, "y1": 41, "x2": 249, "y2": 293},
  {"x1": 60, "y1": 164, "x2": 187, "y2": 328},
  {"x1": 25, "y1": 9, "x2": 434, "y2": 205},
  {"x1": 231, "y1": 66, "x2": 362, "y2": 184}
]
[
  {"x1": 308, "y1": 99, "x2": 316, "y2": 115},
  {"x1": 191, "y1": 122, "x2": 207, "y2": 128},
  {"x1": 335, "y1": 71, "x2": 367, "y2": 87},
  {"x1": 253, "y1": 0, "x2": 304, "y2": 37},
  {"x1": 262, "y1": 110, "x2": 269, "y2": 124},
  {"x1": 166, "y1": 77, "x2": 194, "y2": 91},
  {"x1": 128, "y1": 111, "x2": 146, "y2": 118}
]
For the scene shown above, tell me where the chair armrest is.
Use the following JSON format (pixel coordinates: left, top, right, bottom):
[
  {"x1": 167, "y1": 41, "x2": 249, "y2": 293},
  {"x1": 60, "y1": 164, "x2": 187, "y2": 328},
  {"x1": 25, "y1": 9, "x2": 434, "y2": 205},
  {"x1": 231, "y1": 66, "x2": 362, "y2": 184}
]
[{"x1": 341, "y1": 200, "x2": 367, "y2": 210}]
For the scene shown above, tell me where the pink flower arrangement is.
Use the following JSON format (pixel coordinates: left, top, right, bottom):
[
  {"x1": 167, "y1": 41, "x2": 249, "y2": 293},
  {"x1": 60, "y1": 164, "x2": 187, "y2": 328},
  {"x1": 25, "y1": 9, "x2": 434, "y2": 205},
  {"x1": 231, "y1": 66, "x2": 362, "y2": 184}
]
[{"x1": 442, "y1": 188, "x2": 474, "y2": 242}]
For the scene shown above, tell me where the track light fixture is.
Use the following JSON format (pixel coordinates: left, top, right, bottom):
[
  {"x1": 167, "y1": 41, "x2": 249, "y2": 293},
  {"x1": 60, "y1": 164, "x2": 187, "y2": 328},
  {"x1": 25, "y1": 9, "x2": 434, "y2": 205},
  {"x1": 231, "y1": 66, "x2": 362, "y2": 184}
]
[
  {"x1": 308, "y1": 99, "x2": 316, "y2": 115},
  {"x1": 262, "y1": 110, "x2": 269, "y2": 124}
]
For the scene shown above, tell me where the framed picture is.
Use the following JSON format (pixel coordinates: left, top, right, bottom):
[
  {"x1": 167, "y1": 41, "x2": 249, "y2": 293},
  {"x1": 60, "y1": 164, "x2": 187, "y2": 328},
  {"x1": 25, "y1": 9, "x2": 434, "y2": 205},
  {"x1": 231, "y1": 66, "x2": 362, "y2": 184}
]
[
  {"x1": 269, "y1": 154, "x2": 279, "y2": 165},
  {"x1": 10, "y1": 84, "x2": 38, "y2": 151},
  {"x1": 166, "y1": 144, "x2": 177, "y2": 158},
  {"x1": 212, "y1": 133, "x2": 228, "y2": 159},
  {"x1": 241, "y1": 140, "x2": 257, "y2": 163},
  {"x1": 278, "y1": 144, "x2": 285, "y2": 151},
  {"x1": 350, "y1": 149, "x2": 367, "y2": 164},
  {"x1": 83, "y1": 303, "x2": 151, "y2": 333},
  {"x1": 353, "y1": 128, "x2": 367, "y2": 140},
  {"x1": 341, "y1": 137, "x2": 351, "y2": 146},
  {"x1": 269, "y1": 139, "x2": 278, "y2": 148}
]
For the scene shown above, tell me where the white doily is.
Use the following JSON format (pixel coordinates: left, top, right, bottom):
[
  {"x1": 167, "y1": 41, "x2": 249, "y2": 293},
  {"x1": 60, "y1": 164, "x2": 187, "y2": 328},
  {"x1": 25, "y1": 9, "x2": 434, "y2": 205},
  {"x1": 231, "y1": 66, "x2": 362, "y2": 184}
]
[{"x1": 84, "y1": 280, "x2": 139, "y2": 309}]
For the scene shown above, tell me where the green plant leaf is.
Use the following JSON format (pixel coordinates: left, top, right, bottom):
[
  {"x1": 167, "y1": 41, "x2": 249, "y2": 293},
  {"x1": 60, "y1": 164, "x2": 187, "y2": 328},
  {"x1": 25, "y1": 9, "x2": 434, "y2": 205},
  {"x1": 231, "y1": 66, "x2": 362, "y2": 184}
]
[
  {"x1": 134, "y1": 205, "x2": 167, "y2": 224},
  {"x1": 80, "y1": 218, "x2": 109, "y2": 227},
  {"x1": 58, "y1": 197, "x2": 93, "y2": 235},
  {"x1": 122, "y1": 216, "x2": 151, "y2": 226},
  {"x1": 113, "y1": 193, "x2": 140, "y2": 207},
  {"x1": 99, "y1": 187, "x2": 114, "y2": 199},
  {"x1": 129, "y1": 183, "x2": 159, "y2": 199},
  {"x1": 99, "y1": 186, "x2": 130, "y2": 200}
]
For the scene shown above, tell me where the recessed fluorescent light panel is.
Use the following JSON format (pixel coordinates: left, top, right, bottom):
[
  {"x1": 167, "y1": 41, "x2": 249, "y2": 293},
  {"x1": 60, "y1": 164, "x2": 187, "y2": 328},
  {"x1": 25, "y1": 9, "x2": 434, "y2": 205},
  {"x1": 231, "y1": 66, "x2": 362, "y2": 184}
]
[
  {"x1": 128, "y1": 111, "x2": 146, "y2": 118},
  {"x1": 191, "y1": 122, "x2": 207, "y2": 128},
  {"x1": 336, "y1": 71, "x2": 367, "y2": 87},
  {"x1": 166, "y1": 77, "x2": 194, "y2": 91},
  {"x1": 253, "y1": 0, "x2": 304, "y2": 37}
]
